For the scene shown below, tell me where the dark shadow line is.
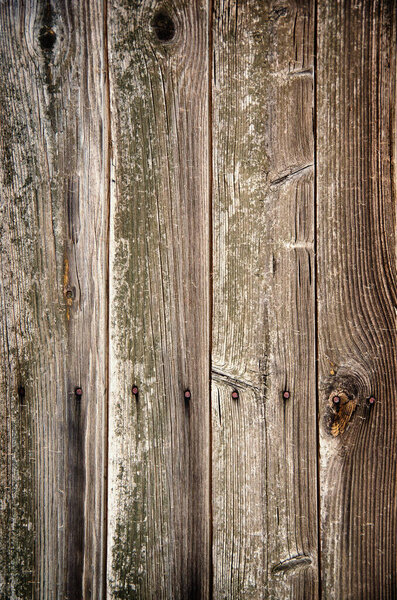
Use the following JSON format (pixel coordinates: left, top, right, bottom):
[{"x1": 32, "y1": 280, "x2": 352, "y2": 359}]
[
  {"x1": 208, "y1": 0, "x2": 214, "y2": 598},
  {"x1": 103, "y1": 0, "x2": 111, "y2": 596},
  {"x1": 313, "y1": 0, "x2": 323, "y2": 598}
]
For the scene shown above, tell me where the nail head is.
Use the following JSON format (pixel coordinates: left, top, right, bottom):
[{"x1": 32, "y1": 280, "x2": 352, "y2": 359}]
[
  {"x1": 283, "y1": 391, "x2": 290, "y2": 400},
  {"x1": 333, "y1": 395, "x2": 340, "y2": 404},
  {"x1": 75, "y1": 387, "x2": 82, "y2": 398},
  {"x1": 184, "y1": 390, "x2": 191, "y2": 400},
  {"x1": 231, "y1": 390, "x2": 239, "y2": 400},
  {"x1": 369, "y1": 396, "x2": 376, "y2": 405},
  {"x1": 132, "y1": 385, "x2": 139, "y2": 396}
]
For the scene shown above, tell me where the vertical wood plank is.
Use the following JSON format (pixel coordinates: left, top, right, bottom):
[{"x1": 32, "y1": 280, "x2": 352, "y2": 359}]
[
  {"x1": 107, "y1": 1, "x2": 210, "y2": 597},
  {"x1": 0, "y1": 2, "x2": 108, "y2": 598},
  {"x1": 317, "y1": 1, "x2": 397, "y2": 597},
  {"x1": 212, "y1": 1, "x2": 318, "y2": 598}
]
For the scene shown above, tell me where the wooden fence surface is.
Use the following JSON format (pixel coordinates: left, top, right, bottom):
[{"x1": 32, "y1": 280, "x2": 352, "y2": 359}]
[{"x1": 0, "y1": 1, "x2": 396, "y2": 599}]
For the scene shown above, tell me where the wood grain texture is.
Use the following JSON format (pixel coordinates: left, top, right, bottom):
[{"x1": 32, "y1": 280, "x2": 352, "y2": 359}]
[
  {"x1": 211, "y1": 1, "x2": 318, "y2": 598},
  {"x1": 317, "y1": 1, "x2": 397, "y2": 598},
  {"x1": 0, "y1": 1, "x2": 108, "y2": 598},
  {"x1": 2, "y1": 1, "x2": 396, "y2": 597},
  {"x1": 107, "y1": 1, "x2": 210, "y2": 598}
]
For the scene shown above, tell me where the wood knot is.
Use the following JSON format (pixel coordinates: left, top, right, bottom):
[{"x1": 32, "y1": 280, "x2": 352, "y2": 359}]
[
  {"x1": 39, "y1": 2, "x2": 56, "y2": 51},
  {"x1": 327, "y1": 388, "x2": 357, "y2": 437},
  {"x1": 39, "y1": 26, "x2": 56, "y2": 51},
  {"x1": 151, "y1": 11, "x2": 175, "y2": 42}
]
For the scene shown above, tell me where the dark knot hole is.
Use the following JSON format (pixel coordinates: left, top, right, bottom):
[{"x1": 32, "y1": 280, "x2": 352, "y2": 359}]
[
  {"x1": 151, "y1": 11, "x2": 175, "y2": 42},
  {"x1": 39, "y1": 26, "x2": 56, "y2": 51}
]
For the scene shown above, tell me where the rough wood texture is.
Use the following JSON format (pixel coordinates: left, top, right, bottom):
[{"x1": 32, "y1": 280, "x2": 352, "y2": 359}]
[
  {"x1": 317, "y1": 1, "x2": 397, "y2": 598},
  {"x1": 2, "y1": 1, "x2": 397, "y2": 598},
  {"x1": 211, "y1": 1, "x2": 318, "y2": 598},
  {"x1": 0, "y1": 2, "x2": 108, "y2": 598},
  {"x1": 107, "y1": 1, "x2": 210, "y2": 598}
]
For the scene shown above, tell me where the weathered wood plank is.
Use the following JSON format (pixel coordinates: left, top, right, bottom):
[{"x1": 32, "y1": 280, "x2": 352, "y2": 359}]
[
  {"x1": 107, "y1": 1, "x2": 210, "y2": 597},
  {"x1": 211, "y1": 1, "x2": 318, "y2": 598},
  {"x1": 317, "y1": 1, "x2": 397, "y2": 598},
  {"x1": 0, "y1": 2, "x2": 108, "y2": 598}
]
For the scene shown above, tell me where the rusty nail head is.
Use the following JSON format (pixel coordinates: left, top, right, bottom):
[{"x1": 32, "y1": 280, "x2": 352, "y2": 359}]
[
  {"x1": 283, "y1": 391, "x2": 290, "y2": 399},
  {"x1": 132, "y1": 385, "x2": 139, "y2": 396},
  {"x1": 369, "y1": 396, "x2": 376, "y2": 405},
  {"x1": 333, "y1": 395, "x2": 340, "y2": 404},
  {"x1": 184, "y1": 390, "x2": 191, "y2": 399},
  {"x1": 231, "y1": 390, "x2": 239, "y2": 400},
  {"x1": 75, "y1": 387, "x2": 82, "y2": 398}
]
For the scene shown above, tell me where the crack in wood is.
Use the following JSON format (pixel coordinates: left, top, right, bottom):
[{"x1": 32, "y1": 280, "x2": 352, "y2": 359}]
[
  {"x1": 288, "y1": 67, "x2": 314, "y2": 78},
  {"x1": 270, "y1": 163, "x2": 314, "y2": 186},
  {"x1": 272, "y1": 68, "x2": 314, "y2": 82},
  {"x1": 211, "y1": 368, "x2": 261, "y2": 394},
  {"x1": 272, "y1": 554, "x2": 312, "y2": 575}
]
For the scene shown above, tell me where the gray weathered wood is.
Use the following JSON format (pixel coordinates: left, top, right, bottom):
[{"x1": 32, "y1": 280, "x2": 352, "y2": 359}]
[
  {"x1": 2, "y1": 1, "x2": 397, "y2": 597},
  {"x1": 0, "y1": 1, "x2": 108, "y2": 597},
  {"x1": 107, "y1": 1, "x2": 211, "y2": 597},
  {"x1": 211, "y1": 1, "x2": 318, "y2": 598},
  {"x1": 317, "y1": 1, "x2": 397, "y2": 598}
]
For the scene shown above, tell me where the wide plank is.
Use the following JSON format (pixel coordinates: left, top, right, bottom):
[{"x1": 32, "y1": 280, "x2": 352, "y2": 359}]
[
  {"x1": 317, "y1": 1, "x2": 397, "y2": 598},
  {"x1": 107, "y1": 1, "x2": 210, "y2": 597},
  {"x1": 212, "y1": 1, "x2": 318, "y2": 598},
  {"x1": 0, "y1": 2, "x2": 108, "y2": 598}
]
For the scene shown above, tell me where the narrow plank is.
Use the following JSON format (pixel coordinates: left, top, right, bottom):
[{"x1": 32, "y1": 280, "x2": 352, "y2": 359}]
[
  {"x1": 0, "y1": 2, "x2": 108, "y2": 598},
  {"x1": 211, "y1": 1, "x2": 318, "y2": 598},
  {"x1": 107, "y1": 1, "x2": 210, "y2": 598},
  {"x1": 317, "y1": 1, "x2": 397, "y2": 598}
]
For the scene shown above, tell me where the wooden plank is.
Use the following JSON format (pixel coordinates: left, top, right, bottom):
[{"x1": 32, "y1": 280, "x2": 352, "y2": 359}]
[
  {"x1": 0, "y1": 2, "x2": 108, "y2": 598},
  {"x1": 317, "y1": 1, "x2": 397, "y2": 597},
  {"x1": 106, "y1": 1, "x2": 210, "y2": 597},
  {"x1": 211, "y1": 1, "x2": 318, "y2": 598}
]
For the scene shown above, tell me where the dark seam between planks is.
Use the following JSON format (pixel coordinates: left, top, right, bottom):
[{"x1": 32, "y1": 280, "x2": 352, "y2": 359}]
[
  {"x1": 103, "y1": 0, "x2": 111, "y2": 596},
  {"x1": 313, "y1": 0, "x2": 322, "y2": 597},
  {"x1": 208, "y1": 0, "x2": 214, "y2": 597}
]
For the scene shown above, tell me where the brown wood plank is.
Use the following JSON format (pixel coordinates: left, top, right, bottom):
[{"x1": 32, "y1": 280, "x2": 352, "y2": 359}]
[
  {"x1": 0, "y1": 2, "x2": 108, "y2": 598},
  {"x1": 106, "y1": 1, "x2": 210, "y2": 597},
  {"x1": 317, "y1": 1, "x2": 397, "y2": 597},
  {"x1": 211, "y1": 1, "x2": 318, "y2": 598}
]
